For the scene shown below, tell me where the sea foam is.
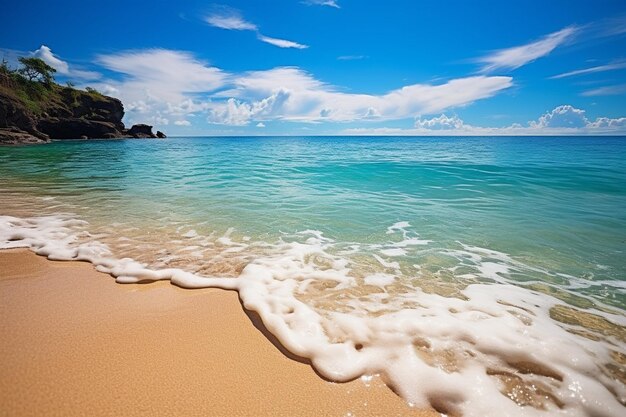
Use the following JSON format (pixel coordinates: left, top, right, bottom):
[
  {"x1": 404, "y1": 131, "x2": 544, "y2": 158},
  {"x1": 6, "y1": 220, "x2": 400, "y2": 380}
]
[{"x1": 1, "y1": 214, "x2": 624, "y2": 417}]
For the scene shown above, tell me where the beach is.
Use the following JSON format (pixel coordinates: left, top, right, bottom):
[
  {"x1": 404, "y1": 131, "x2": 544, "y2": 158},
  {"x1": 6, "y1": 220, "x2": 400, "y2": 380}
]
[
  {"x1": 1, "y1": 136, "x2": 625, "y2": 416},
  {"x1": 0, "y1": 248, "x2": 434, "y2": 416}
]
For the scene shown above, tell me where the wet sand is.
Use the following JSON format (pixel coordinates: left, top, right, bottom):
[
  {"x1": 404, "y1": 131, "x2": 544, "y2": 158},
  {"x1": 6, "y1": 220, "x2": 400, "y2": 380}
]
[{"x1": 0, "y1": 249, "x2": 435, "y2": 416}]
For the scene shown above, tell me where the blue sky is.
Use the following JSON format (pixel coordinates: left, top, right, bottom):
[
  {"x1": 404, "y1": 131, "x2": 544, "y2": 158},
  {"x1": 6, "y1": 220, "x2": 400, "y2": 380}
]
[{"x1": 2, "y1": 0, "x2": 626, "y2": 135}]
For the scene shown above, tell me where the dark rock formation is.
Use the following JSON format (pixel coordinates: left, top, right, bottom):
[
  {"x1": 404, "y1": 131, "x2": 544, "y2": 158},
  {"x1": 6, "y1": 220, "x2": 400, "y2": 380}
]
[
  {"x1": 0, "y1": 127, "x2": 49, "y2": 145},
  {"x1": 0, "y1": 75, "x2": 165, "y2": 145},
  {"x1": 38, "y1": 117, "x2": 125, "y2": 139},
  {"x1": 0, "y1": 90, "x2": 49, "y2": 141},
  {"x1": 156, "y1": 130, "x2": 166, "y2": 138},
  {"x1": 127, "y1": 123, "x2": 157, "y2": 138}
]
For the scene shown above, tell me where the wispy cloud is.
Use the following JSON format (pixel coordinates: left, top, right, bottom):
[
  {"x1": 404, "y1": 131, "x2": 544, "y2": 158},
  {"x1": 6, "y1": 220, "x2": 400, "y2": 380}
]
[
  {"x1": 303, "y1": 0, "x2": 340, "y2": 8},
  {"x1": 204, "y1": 11, "x2": 257, "y2": 31},
  {"x1": 93, "y1": 49, "x2": 227, "y2": 127},
  {"x1": 31, "y1": 45, "x2": 100, "y2": 80},
  {"x1": 550, "y1": 60, "x2": 626, "y2": 79},
  {"x1": 204, "y1": 8, "x2": 307, "y2": 49},
  {"x1": 211, "y1": 69, "x2": 512, "y2": 124},
  {"x1": 478, "y1": 27, "x2": 578, "y2": 73},
  {"x1": 581, "y1": 83, "x2": 626, "y2": 96},
  {"x1": 589, "y1": 15, "x2": 626, "y2": 38},
  {"x1": 257, "y1": 34, "x2": 308, "y2": 49},
  {"x1": 345, "y1": 105, "x2": 626, "y2": 136},
  {"x1": 337, "y1": 55, "x2": 367, "y2": 61},
  {"x1": 90, "y1": 48, "x2": 512, "y2": 127}
]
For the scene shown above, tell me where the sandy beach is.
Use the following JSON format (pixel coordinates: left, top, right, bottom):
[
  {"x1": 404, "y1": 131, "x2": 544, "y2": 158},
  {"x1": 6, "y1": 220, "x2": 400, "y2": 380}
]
[{"x1": 0, "y1": 249, "x2": 434, "y2": 416}]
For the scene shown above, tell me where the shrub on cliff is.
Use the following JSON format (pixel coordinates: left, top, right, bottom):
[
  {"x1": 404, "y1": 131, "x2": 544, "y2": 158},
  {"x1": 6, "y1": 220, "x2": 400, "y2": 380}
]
[{"x1": 17, "y1": 57, "x2": 56, "y2": 85}]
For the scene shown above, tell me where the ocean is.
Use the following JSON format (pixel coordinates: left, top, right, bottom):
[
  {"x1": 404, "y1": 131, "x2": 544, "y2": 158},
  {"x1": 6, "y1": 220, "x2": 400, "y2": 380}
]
[{"x1": 1, "y1": 136, "x2": 625, "y2": 416}]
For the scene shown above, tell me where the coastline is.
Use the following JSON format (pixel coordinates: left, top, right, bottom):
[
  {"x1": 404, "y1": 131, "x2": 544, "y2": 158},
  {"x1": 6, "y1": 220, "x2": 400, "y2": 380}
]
[{"x1": 0, "y1": 248, "x2": 434, "y2": 416}]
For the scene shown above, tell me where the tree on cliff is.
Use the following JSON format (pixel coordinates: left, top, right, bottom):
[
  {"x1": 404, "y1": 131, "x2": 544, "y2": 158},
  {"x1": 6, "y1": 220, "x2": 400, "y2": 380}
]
[{"x1": 18, "y1": 57, "x2": 56, "y2": 84}]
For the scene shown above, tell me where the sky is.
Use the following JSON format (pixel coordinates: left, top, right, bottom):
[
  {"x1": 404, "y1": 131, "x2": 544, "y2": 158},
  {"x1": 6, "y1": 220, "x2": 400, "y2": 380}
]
[{"x1": 2, "y1": 0, "x2": 626, "y2": 136}]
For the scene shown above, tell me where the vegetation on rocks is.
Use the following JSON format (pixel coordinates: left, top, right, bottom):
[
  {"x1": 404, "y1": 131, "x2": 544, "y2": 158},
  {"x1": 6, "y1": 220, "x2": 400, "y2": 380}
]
[{"x1": 0, "y1": 56, "x2": 163, "y2": 144}]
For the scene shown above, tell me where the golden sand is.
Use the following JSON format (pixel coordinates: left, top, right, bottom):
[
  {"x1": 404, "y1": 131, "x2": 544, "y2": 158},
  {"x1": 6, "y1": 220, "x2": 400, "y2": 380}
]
[{"x1": 0, "y1": 249, "x2": 435, "y2": 416}]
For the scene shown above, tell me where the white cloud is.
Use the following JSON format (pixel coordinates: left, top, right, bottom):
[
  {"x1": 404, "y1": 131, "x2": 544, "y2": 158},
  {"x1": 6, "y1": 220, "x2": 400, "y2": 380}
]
[
  {"x1": 204, "y1": 8, "x2": 307, "y2": 50},
  {"x1": 91, "y1": 49, "x2": 227, "y2": 126},
  {"x1": 256, "y1": 122, "x2": 266, "y2": 128},
  {"x1": 337, "y1": 55, "x2": 367, "y2": 60},
  {"x1": 95, "y1": 49, "x2": 227, "y2": 104},
  {"x1": 174, "y1": 120, "x2": 191, "y2": 126},
  {"x1": 587, "y1": 117, "x2": 626, "y2": 128},
  {"x1": 303, "y1": 0, "x2": 340, "y2": 8},
  {"x1": 529, "y1": 105, "x2": 588, "y2": 128},
  {"x1": 478, "y1": 27, "x2": 577, "y2": 72},
  {"x1": 345, "y1": 105, "x2": 626, "y2": 135},
  {"x1": 152, "y1": 115, "x2": 169, "y2": 125},
  {"x1": 207, "y1": 89, "x2": 292, "y2": 125},
  {"x1": 550, "y1": 60, "x2": 626, "y2": 79},
  {"x1": 32, "y1": 45, "x2": 100, "y2": 80},
  {"x1": 415, "y1": 114, "x2": 465, "y2": 130},
  {"x1": 229, "y1": 68, "x2": 512, "y2": 123},
  {"x1": 581, "y1": 83, "x2": 626, "y2": 96},
  {"x1": 89, "y1": 49, "x2": 511, "y2": 127},
  {"x1": 33, "y1": 45, "x2": 69, "y2": 73},
  {"x1": 207, "y1": 98, "x2": 253, "y2": 126},
  {"x1": 257, "y1": 34, "x2": 308, "y2": 49},
  {"x1": 205, "y1": 11, "x2": 257, "y2": 31}
]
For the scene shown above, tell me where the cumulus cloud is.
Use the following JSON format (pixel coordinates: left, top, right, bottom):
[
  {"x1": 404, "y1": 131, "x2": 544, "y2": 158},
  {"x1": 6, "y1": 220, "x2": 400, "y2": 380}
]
[
  {"x1": 347, "y1": 105, "x2": 626, "y2": 135},
  {"x1": 226, "y1": 67, "x2": 512, "y2": 123},
  {"x1": 207, "y1": 98, "x2": 253, "y2": 126},
  {"x1": 86, "y1": 48, "x2": 512, "y2": 127},
  {"x1": 478, "y1": 27, "x2": 577, "y2": 72},
  {"x1": 529, "y1": 105, "x2": 588, "y2": 128},
  {"x1": 31, "y1": 45, "x2": 100, "y2": 80},
  {"x1": 415, "y1": 114, "x2": 465, "y2": 130},
  {"x1": 256, "y1": 122, "x2": 266, "y2": 128},
  {"x1": 152, "y1": 115, "x2": 169, "y2": 125},
  {"x1": 587, "y1": 117, "x2": 626, "y2": 128},
  {"x1": 207, "y1": 89, "x2": 292, "y2": 125},
  {"x1": 174, "y1": 120, "x2": 191, "y2": 126}
]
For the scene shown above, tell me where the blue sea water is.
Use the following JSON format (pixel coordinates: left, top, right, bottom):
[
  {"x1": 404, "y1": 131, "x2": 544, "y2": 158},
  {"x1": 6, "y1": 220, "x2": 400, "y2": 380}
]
[
  {"x1": 1, "y1": 136, "x2": 625, "y2": 414},
  {"x1": 2, "y1": 136, "x2": 625, "y2": 304}
]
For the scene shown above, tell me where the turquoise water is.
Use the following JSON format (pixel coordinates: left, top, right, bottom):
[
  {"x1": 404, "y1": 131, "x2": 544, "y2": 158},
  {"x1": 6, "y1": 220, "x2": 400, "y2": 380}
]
[
  {"x1": 2, "y1": 136, "x2": 625, "y2": 305},
  {"x1": 1, "y1": 136, "x2": 625, "y2": 415}
]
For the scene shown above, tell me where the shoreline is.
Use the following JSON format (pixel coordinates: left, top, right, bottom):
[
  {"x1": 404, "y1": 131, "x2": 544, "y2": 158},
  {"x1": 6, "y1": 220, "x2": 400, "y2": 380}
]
[{"x1": 0, "y1": 248, "x2": 434, "y2": 416}]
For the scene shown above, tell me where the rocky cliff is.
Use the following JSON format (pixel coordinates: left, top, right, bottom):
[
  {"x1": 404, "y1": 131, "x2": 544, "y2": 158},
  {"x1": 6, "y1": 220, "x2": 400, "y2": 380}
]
[{"x1": 0, "y1": 72, "x2": 164, "y2": 145}]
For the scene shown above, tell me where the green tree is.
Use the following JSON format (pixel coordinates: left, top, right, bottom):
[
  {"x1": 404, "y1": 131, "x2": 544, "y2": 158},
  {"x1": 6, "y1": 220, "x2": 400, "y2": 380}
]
[
  {"x1": 0, "y1": 58, "x2": 10, "y2": 74},
  {"x1": 18, "y1": 57, "x2": 56, "y2": 84}
]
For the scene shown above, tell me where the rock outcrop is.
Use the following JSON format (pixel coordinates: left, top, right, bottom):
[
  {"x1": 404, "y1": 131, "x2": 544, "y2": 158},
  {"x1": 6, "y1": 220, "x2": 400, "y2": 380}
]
[
  {"x1": 0, "y1": 73, "x2": 164, "y2": 145},
  {"x1": 127, "y1": 123, "x2": 157, "y2": 138},
  {"x1": 0, "y1": 127, "x2": 49, "y2": 145}
]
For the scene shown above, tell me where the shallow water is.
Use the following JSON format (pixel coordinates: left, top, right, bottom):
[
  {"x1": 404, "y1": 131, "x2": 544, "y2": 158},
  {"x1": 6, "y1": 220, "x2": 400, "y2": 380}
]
[{"x1": 1, "y1": 136, "x2": 625, "y2": 416}]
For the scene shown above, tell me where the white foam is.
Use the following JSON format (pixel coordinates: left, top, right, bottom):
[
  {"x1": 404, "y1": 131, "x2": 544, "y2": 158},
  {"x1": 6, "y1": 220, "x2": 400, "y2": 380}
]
[
  {"x1": 1, "y1": 214, "x2": 624, "y2": 417},
  {"x1": 182, "y1": 229, "x2": 198, "y2": 238},
  {"x1": 364, "y1": 273, "x2": 396, "y2": 288},
  {"x1": 380, "y1": 248, "x2": 407, "y2": 257},
  {"x1": 387, "y1": 221, "x2": 411, "y2": 234}
]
